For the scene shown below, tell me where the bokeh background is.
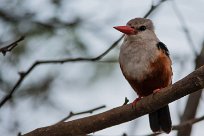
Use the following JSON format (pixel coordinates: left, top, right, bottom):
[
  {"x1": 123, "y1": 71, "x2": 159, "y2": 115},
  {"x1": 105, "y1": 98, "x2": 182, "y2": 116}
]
[{"x1": 0, "y1": 0, "x2": 204, "y2": 135}]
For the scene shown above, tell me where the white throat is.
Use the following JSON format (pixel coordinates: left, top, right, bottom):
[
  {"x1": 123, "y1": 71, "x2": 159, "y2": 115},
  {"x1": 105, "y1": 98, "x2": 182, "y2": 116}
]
[{"x1": 119, "y1": 32, "x2": 160, "y2": 81}]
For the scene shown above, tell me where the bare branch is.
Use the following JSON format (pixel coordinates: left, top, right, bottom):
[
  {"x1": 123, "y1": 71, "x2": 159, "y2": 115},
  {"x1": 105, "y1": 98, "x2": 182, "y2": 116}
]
[
  {"x1": 55, "y1": 105, "x2": 106, "y2": 124},
  {"x1": 0, "y1": 36, "x2": 25, "y2": 56},
  {"x1": 22, "y1": 66, "x2": 204, "y2": 136}
]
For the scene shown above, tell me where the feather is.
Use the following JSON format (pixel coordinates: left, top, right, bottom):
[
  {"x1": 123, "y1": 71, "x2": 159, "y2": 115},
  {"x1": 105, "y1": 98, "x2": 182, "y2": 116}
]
[{"x1": 157, "y1": 42, "x2": 169, "y2": 57}]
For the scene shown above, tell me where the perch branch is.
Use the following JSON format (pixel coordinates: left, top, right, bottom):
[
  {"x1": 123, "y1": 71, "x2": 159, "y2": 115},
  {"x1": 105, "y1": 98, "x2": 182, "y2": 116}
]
[{"x1": 23, "y1": 66, "x2": 204, "y2": 136}]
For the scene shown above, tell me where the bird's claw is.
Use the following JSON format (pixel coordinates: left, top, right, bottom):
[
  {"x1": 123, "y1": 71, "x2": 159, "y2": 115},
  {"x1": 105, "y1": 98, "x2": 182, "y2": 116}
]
[
  {"x1": 153, "y1": 88, "x2": 161, "y2": 94},
  {"x1": 132, "y1": 97, "x2": 142, "y2": 110}
]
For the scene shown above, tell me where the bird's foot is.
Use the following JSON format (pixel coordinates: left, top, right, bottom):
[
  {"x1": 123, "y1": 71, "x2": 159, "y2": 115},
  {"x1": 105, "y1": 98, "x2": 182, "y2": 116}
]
[
  {"x1": 132, "y1": 96, "x2": 142, "y2": 109},
  {"x1": 153, "y1": 88, "x2": 161, "y2": 94}
]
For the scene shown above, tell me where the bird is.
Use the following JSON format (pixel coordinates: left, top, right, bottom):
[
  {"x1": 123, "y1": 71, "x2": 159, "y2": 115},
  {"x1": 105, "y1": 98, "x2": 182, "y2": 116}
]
[{"x1": 114, "y1": 18, "x2": 172, "y2": 133}]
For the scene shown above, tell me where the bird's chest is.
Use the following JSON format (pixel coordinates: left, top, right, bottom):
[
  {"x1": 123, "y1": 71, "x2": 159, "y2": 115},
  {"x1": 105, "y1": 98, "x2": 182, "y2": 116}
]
[{"x1": 119, "y1": 42, "x2": 158, "y2": 81}]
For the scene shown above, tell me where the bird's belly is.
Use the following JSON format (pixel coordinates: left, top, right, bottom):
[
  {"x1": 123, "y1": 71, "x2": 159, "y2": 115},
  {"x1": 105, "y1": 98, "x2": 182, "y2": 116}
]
[
  {"x1": 120, "y1": 52, "x2": 172, "y2": 96},
  {"x1": 119, "y1": 51, "x2": 155, "y2": 82},
  {"x1": 123, "y1": 60, "x2": 150, "y2": 81}
]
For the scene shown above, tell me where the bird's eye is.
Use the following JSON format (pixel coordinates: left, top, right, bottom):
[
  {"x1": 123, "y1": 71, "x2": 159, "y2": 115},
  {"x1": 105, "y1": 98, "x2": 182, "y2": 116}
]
[{"x1": 139, "y1": 26, "x2": 146, "y2": 31}]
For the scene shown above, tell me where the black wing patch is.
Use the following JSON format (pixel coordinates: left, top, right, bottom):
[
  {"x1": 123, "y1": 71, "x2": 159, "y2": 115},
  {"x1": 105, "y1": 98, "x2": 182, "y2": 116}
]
[{"x1": 157, "y1": 42, "x2": 169, "y2": 57}]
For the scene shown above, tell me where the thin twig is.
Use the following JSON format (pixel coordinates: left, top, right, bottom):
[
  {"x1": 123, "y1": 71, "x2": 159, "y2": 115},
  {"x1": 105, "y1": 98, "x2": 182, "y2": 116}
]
[
  {"x1": 55, "y1": 105, "x2": 106, "y2": 124},
  {"x1": 0, "y1": 36, "x2": 25, "y2": 56},
  {"x1": 144, "y1": 0, "x2": 167, "y2": 18},
  {"x1": 172, "y1": 1, "x2": 198, "y2": 56}
]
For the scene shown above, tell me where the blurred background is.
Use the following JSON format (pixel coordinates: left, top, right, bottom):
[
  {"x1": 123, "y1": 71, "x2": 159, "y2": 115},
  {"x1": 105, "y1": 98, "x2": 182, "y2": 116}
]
[{"x1": 0, "y1": 0, "x2": 204, "y2": 135}]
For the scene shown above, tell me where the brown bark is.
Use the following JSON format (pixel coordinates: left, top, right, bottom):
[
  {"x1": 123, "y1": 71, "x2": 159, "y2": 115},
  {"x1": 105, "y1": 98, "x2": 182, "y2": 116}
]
[{"x1": 22, "y1": 66, "x2": 204, "y2": 136}]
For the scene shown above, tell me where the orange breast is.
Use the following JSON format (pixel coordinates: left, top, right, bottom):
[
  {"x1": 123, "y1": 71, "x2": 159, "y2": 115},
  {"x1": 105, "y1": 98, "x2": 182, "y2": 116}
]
[{"x1": 127, "y1": 53, "x2": 172, "y2": 96}]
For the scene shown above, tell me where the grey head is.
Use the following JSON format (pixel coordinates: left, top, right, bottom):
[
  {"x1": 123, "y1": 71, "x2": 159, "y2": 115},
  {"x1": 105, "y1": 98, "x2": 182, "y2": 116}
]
[
  {"x1": 114, "y1": 17, "x2": 158, "y2": 41},
  {"x1": 125, "y1": 18, "x2": 157, "y2": 42},
  {"x1": 126, "y1": 18, "x2": 154, "y2": 32}
]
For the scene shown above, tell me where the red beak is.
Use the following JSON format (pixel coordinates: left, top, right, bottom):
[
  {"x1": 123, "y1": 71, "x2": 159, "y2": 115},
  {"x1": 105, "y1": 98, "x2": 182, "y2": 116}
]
[{"x1": 113, "y1": 26, "x2": 136, "y2": 35}]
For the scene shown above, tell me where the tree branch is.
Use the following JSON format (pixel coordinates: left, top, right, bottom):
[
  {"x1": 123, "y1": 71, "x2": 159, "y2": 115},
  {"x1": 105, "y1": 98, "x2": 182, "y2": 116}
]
[
  {"x1": 22, "y1": 66, "x2": 204, "y2": 136},
  {"x1": 0, "y1": 36, "x2": 25, "y2": 56},
  {"x1": 55, "y1": 105, "x2": 106, "y2": 124}
]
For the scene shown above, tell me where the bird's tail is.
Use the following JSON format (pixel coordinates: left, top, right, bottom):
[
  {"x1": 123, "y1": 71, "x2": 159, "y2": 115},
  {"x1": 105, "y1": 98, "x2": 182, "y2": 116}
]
[{"x1": 149, "y1": 105, "x2": 172, "y2": 133}]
